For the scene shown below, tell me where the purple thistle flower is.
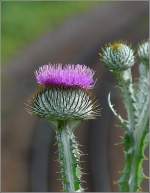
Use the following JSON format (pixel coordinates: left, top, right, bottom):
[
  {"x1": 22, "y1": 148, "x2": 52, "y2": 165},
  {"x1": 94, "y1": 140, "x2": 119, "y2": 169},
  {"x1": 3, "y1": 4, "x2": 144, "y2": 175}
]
[
  {"x1": 35, "y1": 64, "x2": 95, "y2": 89},
  {"x1": 27, "y1": 63, "x2": 99, "y2": 193}
]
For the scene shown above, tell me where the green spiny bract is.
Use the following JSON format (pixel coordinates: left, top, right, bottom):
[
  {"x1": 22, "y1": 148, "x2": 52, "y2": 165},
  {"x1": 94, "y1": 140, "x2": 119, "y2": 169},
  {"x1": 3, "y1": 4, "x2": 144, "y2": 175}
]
[
  {"x1": 29, "y1": 87, "x2": 99, "y2": 121},
  {"x1": 100, "y1": 41, "x2": 149, "y2": 192},
  {"x1": 137, "y1": 41, "x2": 149, "y2": 65},
  {"x1": 100, "y1": 42, "x2": 134, "y2": 71},
  {"x1": 135, "y1": 41, "x2": 149, "y2": 127}
]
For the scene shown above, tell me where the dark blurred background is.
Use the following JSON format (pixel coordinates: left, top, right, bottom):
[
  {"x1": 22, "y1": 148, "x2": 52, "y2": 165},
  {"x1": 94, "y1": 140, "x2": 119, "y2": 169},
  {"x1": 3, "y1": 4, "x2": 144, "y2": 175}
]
[{"x1": 1, "y1": 1, "x2": 149, "y2": 192}]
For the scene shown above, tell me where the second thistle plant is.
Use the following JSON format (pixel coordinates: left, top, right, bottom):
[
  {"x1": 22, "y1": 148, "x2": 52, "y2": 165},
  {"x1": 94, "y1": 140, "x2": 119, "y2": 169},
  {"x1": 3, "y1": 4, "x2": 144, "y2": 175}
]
[
  {"x1": 27, "y1": 64, "x2": 99, "y2": 192},
  {"x1": 100, "y1": 41, "x2": 149, "y2": 192}
]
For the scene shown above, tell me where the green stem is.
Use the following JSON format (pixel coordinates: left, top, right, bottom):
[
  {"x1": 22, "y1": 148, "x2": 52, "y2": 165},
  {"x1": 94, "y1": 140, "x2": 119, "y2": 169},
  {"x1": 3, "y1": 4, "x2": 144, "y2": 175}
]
[
  {"x1": 56, "y1": 121, "x2": 82, "y2": 192},
  {"x1": 129, "y1": 128, "x2": 148, "y2": 192},
  {"x1": 120, "y1": 126, "x2": 148, "y2": 192},
  {"x1": 119, "y1": 132, "x2": 134, "y2": 192},
  {"x1": 136, "y1": 62, "x2": 149, "y2": 116},
  {"x1": 129, "y1": 97, "x2": 149, "y2": 192},
  {"x1": 121, "y1": 70, "x2": 137, "y2": 131},
  {"x1": 116, "y1": 69, "x2": 138, "y2": 191},
  {"x1": 119, "y1": 88, "x2": 149, "y2": 192}
]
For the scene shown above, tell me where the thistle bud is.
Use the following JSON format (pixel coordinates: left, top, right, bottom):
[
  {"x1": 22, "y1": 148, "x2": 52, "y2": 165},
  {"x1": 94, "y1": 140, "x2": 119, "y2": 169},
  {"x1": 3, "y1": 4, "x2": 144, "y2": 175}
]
[
  {"x1": 100, "y1": 42, "x2": 135, "y2": 71},
  {"x1": 137, "y1": 41, "x2": 149, "y2": 64}
]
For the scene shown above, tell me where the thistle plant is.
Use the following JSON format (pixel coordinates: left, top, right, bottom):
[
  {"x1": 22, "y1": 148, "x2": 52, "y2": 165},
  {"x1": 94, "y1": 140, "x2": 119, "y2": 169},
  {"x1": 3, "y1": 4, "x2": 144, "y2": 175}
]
[
  {"x1": 100, "y1": 41, "x2": 149, "y2": 192},
  {"x1": 27, "y1": 64, "x2": 99, "y2": 192}
]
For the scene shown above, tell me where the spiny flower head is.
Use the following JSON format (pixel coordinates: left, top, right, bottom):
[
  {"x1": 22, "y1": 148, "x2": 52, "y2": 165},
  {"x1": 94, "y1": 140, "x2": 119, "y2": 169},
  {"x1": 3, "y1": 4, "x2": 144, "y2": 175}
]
[
  {"x1": 137, "y1": 41, "x2": 149, "y2": 64},
  {"x1": 100, "y1": 42, "x2": 135, "y2": 71},
  {"x1": 28, "y1": 87, "x2": 99, "y2": 120},
  {"x1": 35, "y1": 64, "x2": 95, "y2": 89},
  {"x1": 27, "y1": 64, "x2": 99, "y2": 121}
]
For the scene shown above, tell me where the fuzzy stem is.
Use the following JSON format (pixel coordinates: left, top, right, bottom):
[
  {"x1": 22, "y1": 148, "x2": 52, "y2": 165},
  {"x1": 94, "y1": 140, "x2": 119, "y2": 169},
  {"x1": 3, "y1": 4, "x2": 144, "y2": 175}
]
[
  {"x1": 118, "y1": 132, "x2": 134, "y2": 192},
  {"x1": 118, "y1": 69, "x2": 149, "y2": 192},
  {"x1": 115, "y1": 69, "x2": 137, "y2": 191},
  {"x1": 129, "y1": 129, "x2": 148, "y2": 192},
  {"x1": 129, "y1": 96, "x2": 149, "y2": 191},
  {"x1": 56, "y1": 121, "x2": 82, "y2": 192},
  {"x1": 119, "y1": 126, "x2": 148, "y2": 192},
  {"x1": 121, "y1": 69, "x2": 137, "y2": 131}
]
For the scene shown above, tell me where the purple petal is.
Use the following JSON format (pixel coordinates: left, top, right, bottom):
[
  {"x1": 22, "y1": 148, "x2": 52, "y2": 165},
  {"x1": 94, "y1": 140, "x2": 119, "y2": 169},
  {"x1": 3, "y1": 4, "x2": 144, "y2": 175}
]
[{"x1": 35, "y1": 64, "x2": 95, "y2": 89}]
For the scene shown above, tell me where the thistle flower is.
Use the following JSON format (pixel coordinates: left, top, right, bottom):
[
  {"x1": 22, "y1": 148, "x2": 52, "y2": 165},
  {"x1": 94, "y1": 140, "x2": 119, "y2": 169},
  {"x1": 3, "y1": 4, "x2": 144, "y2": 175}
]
[
  {"x1": 100, "y1": 42, "x2": 135, "y2": 71},
  {"x1": 29, "y1": 64, "x2": 98, "y2": 121},
  {"x1": 35, "y1": 64, "x2": 95, "y2": 89},
  {"x1": 137, "y1": 41, "x2": 149, "y2": 64},
  {"x1": 27, "y1": 63, "x2": 99, "y2": 192}
]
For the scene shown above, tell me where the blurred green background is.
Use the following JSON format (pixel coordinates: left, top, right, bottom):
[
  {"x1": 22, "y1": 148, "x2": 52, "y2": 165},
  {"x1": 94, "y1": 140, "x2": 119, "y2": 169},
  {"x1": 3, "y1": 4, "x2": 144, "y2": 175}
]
[{"x1": 2, "y1": 1, "x2": 96, "y2": 64}]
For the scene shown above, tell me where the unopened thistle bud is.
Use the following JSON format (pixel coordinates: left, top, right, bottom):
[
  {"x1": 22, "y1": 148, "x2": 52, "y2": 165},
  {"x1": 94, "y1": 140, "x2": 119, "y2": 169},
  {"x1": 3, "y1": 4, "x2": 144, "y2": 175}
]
[
  {"x1": 100, "y1": 42, "x2": 135, "y2": 71},
  {"x1": 137, "y1": 41, "x2": 149, "y2": 64}
]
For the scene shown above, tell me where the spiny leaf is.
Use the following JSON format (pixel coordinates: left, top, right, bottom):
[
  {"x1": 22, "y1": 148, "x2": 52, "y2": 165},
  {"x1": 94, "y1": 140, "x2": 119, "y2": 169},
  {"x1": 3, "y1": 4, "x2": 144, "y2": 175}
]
[{"x1": 108, "y1": 92, "x2": 127, "y2": 126}]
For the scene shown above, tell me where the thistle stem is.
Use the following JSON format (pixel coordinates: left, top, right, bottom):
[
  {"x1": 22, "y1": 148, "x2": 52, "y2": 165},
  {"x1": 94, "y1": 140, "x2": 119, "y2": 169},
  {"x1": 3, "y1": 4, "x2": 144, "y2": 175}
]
[
  {"x1": 118, "y1": 70, "x2": 149, "y2": 192},
  {"x1": 116, "y1": 70, "x2": 137, "y2": 191},
  {"x1": 121, "y1": 69, "x2": 136, "y2": 131},
  {"x1": 129, "y1": 99, "x2": 149, "y2": 192},
  {"x1": 119, "y1": 132, "x2": 134, "y2": 192},
  {"x1": 129, "y1": 129, "x2": 148, "y2": 192},
  {"x1": 119, "y1": 128, "x2": 148, "y2": 192},
  {"x1": 56, "y1": 121, "x2": 82, "y2": 192}
]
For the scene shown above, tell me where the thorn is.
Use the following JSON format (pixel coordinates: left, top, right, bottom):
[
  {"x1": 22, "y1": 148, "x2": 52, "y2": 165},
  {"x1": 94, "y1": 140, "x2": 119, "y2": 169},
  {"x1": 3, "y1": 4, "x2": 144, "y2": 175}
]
[
  {"x1": 81, "y1": 172, "x2": 88, "y2": 175},
  {"x1": 144, "y1": 155, "x2": 148, "y2": 160},
  {"x1": 78, "y1": 144, "x2": 84, "y2": 147},
  {"x1": 114, "y1": 142, "x2": 123, "y2": 146},
  {"x1": 137, "y1": 187, "x2": 143, "y2": 192},
  {"x1": 118, "y1": 170, "x2": 122, "y2": 174},
  {"x1": 56, "y1": 178, "x2": 63, "y2": 181},
  {"x1": 80, "y1": 161, "x2": 87, "y2": 163},
  {"x1": 80, "y1": 180, "x2": 87, "y2": 183},
  {"x1": 53, "y1": 142, "x2": 58, "y2": 146},
  {"x1": 53, "y1": 158, "x2": 59, "y2": 162},
  {"x1": 81, "y1": 153, "x2": 88, "y2": 156},
  {"x1": 113, "y1": 180, "x2": 118, "y2": 185},
  {"x1": 143, "y1": 174, "x2": 150, "y2": 180}
]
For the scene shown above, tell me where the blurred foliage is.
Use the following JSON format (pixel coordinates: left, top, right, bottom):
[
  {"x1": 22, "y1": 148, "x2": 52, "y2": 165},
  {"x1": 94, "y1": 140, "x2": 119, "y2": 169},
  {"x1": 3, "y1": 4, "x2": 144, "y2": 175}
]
[{"x1": 2, "y1": 1, "x2": 97, "y2": 64}]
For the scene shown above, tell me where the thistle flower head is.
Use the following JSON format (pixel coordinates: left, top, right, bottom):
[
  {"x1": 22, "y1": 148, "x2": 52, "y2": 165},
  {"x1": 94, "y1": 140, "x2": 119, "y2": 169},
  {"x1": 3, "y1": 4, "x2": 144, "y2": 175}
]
[
  {"x1": 28, "y1": 87, "x2": 99, "y2": 120},
  {"x1": 35, "y1": 64, "x2": 95, "y2": 89},
  {"x1": 27, "y1": 64, "x2": 99, "y2": 121},
  {"x1": 100, "y1": 42, "x2": 135, "y2": 71},
  {"x1": 137, "y1": 41, "x2": 149, "y2": 64}
]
